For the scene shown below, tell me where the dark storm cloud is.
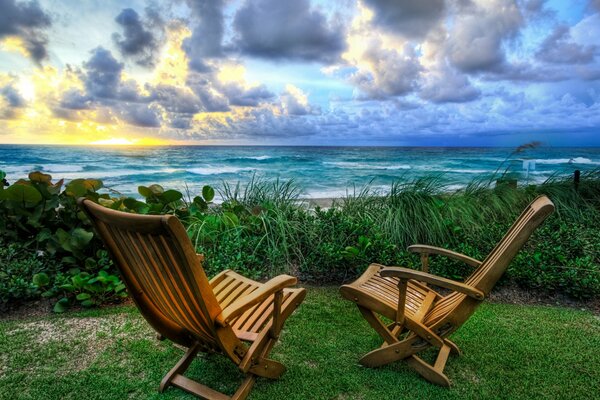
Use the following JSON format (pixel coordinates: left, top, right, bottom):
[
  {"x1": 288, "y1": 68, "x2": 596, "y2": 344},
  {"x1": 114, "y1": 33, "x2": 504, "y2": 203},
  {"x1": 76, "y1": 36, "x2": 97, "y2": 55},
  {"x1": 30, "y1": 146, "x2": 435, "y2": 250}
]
[
  {"x1": 420, "y1": 68, "x2": 481, "y2": 103},
  {"x1": 1, "y1": 84, "x2": 25, "y2": 108},
  {"x1": 447, "y1": 1, "x2": 523, "y2": 73},
  {"x1": 350, "y1": 44, "x2": 422, "y2": 100},
  {"x1": 83, "y1": 47, "x2": 125, "y2": 99},
  {"x1": 589, "y1": 0, "x2": 600, "y2": 12},
  {"x1": 0, "y1": 0, "x2": 51, "y2": 64},
  {"x1": 112, "y1": 8, "x2": 163, "y2": 67},
  {"x1": 362, "y1": 0, "x2": 446, "y2": 39},
  {"x1": 120, "y1": 103, "x2": 162, "y2": 127},
  {"x1": 233, "y1": 0, "x2": 346, "y2": 63},
  {"x1": 168, "y1": 115, "x2": 193, "y2": 129},
  {"x1": 183, "y1": 0, "x2": 226, "y2": 71},
  {"x1": 536, "y1": 25, "x2": 597, "y2": 64},
  {"x1": 221, "y1": 83, "x2": 274, "y2": 107},
  {"x1": 150, "y1": 84, "x2": 202, "y2": 114},
  {"x1": 59, "y1": 89, "x2": 92, "y2": 110},
  {"x1": 0, "y1": 83, "x2": 25, "y2": 119}
]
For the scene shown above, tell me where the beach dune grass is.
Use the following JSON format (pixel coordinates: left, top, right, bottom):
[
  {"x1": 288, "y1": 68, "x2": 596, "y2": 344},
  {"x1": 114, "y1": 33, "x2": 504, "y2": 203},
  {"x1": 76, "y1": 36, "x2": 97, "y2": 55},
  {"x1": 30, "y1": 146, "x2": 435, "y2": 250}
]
[{"x1": 0, "y1": 288, "x2": 598, "y2": 399}]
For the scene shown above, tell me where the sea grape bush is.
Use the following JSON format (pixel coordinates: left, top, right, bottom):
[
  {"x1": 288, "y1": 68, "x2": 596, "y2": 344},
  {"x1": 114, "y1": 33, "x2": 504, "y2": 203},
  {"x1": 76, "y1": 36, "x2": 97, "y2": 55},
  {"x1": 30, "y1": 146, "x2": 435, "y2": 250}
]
[
  {"x1": 0, "y1": 170, "x2": 216, "y2": 312},
  {"x1": 1, "y1": 168, "x2": 600, "y2": 314}
]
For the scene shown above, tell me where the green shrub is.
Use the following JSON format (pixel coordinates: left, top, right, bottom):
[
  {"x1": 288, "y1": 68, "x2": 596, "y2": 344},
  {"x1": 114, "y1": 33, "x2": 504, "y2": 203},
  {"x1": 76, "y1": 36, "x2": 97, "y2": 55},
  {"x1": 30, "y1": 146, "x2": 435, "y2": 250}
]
[
  {"x1": 2, "y1": 167, "x2": 600, "y2": 310},
  {"x1": 0, "y1": 241, "x2": 52, "y2": 307}
]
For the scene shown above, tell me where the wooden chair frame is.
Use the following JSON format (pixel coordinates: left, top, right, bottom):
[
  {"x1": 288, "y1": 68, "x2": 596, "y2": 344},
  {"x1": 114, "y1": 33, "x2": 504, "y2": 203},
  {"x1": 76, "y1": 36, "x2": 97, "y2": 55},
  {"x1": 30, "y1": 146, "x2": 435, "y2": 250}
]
[
  {"x1": 79, "y1": 199, "x2": 306, "y2": 399},
  {"x1": 340, "y1": 196, "x2": 554, "y2": 386}
]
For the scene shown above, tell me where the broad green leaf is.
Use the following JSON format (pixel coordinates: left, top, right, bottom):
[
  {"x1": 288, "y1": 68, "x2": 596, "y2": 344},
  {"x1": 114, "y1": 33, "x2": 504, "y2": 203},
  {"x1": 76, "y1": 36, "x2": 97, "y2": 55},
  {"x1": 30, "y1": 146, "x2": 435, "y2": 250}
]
[
  {"x1": 81, "y1": 300, "x2": 95, "y2": 307},
  {"x1": 148, "y1": 184, "x2": 164, "y2": 195},
  {"x1": 222, "y1": 212, "x2": 239, "y2": 227},
  {"x1": 65, "y1": 179, "x2": 87, "y2": 197},
  {"x1": 202, "y1": 185, "x2": 215, "y2": 202},
  {"x1": 0, "y1": 183, "x2": 42, "y2": 204},
  {"x1": 32, "y1": 273, "x2": 50, "y2": 287},
  {"x1": 65, "y1": 179, "x2": 103, "y2": 197},
  {"x1": 137, "y1": 186, "x2": 152, "y2": 198},
  {"x1": 76, "y1": 293, "x2": 91, "y2": 301},
  {"x1": 161, "y1": 189, "x2": 183, "y2": 203},
  {"x1": 53, "y1": 298, "x2": 69, "y2": 313},
  {"x1": 71, "y1": 228, "x2": 94, "y2": 247}
]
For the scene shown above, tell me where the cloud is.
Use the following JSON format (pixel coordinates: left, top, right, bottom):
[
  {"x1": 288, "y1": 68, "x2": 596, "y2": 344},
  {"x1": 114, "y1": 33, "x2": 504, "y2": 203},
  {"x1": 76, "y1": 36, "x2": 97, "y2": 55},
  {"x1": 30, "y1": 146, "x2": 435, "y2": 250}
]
[
  {"x1": 536, "y1": 25, "x2": 597, "y2": 64},
  {"x1": 220, "y1": 82, "x2": 274, "y2": 107},
  {"x1": 112, "y1": 7, "x2": 164, "y2": 67},
  {"x1": 183, "y1": 0, "x2": 226, "y2": 71},
  {"x1": 588, "y1": 0, "x2": 600, "y2": 12},
  {"x1": 1, "y1": 83, "x2": 25, "y2": 107},
  {"x1": 81, "y1": 47, "x2": 146, "y2": 103},
  {"x1": 362, "y1": 0, "x2": 445, "y2": 39},
  {"x1": 119, "y1": 103, "x2": 162, "y2": 127},
  {"x1": 280, "y1": 84, "x2": 320, "y2": 115},
  {"x1": 233, "y1": 0, "x2": 346, "y2": 63},
  {"x1": 0, "y1": 0, "x2": 51, "y2": 64},
  {"x1": 349, "y1": 41, "x2": 422, "y2": 99},
  {"x1": 420, "y1": 63, "x2": 481, "y2": 103},
  {"x1": 150, "y1": 84, "x2": 202, "y2": 114},
  {"x1": 59, "y1": 89, "x2": 92, "y2": 110},
  {"x1": 0, "y1": 82, "x2": 25, "y2": 119},
  {"x1": 447, "y1": 0, "x2": 523, "y2": 73},
  {"x1": 82, "y1": 47, "x2": 125, "y2": 99}
]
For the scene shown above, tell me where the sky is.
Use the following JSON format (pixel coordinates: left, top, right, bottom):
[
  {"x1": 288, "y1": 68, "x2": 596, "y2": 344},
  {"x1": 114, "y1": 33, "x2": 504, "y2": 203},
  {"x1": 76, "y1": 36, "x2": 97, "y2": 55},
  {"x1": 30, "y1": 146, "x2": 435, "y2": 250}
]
[{"x1": 0, "y1": 0, "x2": 600, "y2": 146}]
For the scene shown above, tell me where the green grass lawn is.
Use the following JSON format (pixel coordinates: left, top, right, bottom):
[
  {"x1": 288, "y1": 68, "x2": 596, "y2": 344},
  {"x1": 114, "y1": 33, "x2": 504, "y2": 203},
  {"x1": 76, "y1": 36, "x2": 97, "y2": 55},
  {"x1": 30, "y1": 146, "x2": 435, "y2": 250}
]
[{"x1": 0, "y1": 287, "x2": 598, "y2": 400}]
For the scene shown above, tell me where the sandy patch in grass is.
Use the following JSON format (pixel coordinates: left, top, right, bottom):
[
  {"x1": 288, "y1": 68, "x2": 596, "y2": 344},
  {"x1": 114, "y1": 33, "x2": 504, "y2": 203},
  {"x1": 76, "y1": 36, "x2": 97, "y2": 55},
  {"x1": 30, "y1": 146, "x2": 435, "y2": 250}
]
[{"x1": 4, "y1": 313, "x2": 154, "y2": 374}]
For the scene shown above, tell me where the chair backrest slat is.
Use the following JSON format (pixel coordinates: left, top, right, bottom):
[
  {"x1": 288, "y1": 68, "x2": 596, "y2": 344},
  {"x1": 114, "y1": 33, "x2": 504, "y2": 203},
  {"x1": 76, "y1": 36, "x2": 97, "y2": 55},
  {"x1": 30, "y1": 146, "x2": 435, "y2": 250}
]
[
  {"x1": 424, "y1": 195, "x2": 554, "y2": 327},
  {"x1": 465, "y1": 196, "x2": 554, "y2": 294},
  {"x1": 80, "y1": 199, "x2": 223, "y2": 348}
]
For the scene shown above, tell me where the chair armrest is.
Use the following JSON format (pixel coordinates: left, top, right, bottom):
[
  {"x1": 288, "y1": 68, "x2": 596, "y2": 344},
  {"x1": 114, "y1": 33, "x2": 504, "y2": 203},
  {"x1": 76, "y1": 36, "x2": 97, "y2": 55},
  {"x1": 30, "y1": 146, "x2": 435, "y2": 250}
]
[
  {"x1": 216, "y1": 274, "x2": 297, "y2": 326},
  {"x1": 408, "y1": 245, "x2": 482, "y2": 268},
  {"x1": 380, "y1": 267, "x2": 484, "y2": 300}
]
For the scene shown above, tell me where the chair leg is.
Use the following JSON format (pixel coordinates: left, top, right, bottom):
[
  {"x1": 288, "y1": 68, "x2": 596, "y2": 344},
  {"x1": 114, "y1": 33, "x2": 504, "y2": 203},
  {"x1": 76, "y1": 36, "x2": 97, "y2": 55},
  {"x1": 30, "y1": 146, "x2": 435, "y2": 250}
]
[
  {"x1": 406, "y1": 345, "x2": 451, "y2": 387},
  {"x1": 444, "y1": 338, "x2": 462, "y2": 356},
  {"x1": 159, "y1": 342, "x2": 258, "y2": 400},
  {"x1": 359, "y1": 335, "x2": 423, "y2": 367},
  {"x1": 358, "y1": 306, "x2": 399, "y2": 345},
  {"x1": 231, "y1": 376, "x2": 256, "y2": 400},
  {"x1": 160, "y1": 342, "x2": 201, "y2": 392}
]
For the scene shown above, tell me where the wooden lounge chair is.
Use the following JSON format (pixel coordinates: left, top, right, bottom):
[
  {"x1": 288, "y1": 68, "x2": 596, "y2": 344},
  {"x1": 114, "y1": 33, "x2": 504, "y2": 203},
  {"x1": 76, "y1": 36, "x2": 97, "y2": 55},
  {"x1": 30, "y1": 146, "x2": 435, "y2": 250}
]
[
  {"x1": 340, "y1": 195, "x2": 554, "y2": 386},
  {"x1": 79, "y1": 199, "x2": 306, "y2": 399}
]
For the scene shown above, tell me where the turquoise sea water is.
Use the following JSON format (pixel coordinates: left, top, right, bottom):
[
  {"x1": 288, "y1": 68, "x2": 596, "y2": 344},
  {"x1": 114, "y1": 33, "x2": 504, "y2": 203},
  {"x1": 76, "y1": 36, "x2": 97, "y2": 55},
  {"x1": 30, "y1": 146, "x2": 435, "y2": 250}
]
[{"x1": 1, "y1": 145, "x2": 599, "y2": 198}]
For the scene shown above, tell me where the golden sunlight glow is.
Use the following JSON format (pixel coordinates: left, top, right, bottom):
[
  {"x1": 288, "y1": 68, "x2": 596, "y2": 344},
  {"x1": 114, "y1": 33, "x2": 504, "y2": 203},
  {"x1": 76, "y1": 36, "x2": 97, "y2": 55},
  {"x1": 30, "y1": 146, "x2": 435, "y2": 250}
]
[
  {"x1": 0, "y1": 36, "x2": 28, "y2": 57},
  {"x1": 152, "y1": 24, "x2": 191, "y2": 87},
  {"x1": 17, "y1": 77, "x2": 36, "y2": 102},
  {"x1": 90, "y1": 137, "x2": 169, "y2": 146},
  {"x1": 217, "y1": 64, "x2": 249, "y2": 85},
  {"x1": 90, "y1": 138, "x2": 137, "y2": 145}
]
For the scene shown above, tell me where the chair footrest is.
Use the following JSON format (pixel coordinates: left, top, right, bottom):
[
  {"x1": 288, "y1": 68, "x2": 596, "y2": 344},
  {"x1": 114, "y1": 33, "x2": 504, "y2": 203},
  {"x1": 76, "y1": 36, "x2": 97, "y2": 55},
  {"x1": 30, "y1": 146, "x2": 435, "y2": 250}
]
[{"x1": 172, "y1": 374, "x2": 231, "y2": 400}]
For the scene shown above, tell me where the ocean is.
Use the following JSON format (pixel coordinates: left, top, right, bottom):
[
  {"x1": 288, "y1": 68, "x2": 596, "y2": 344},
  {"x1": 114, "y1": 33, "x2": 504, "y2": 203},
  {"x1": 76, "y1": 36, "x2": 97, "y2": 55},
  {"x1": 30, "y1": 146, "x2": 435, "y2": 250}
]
[{"x1": 1, "y1": 145, "x2": 599, "y2": 199}]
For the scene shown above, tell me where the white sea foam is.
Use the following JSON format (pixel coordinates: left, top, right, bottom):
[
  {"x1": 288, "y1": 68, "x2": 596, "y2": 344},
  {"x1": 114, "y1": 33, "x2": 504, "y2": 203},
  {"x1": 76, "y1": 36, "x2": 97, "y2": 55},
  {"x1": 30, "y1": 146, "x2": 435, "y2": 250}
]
[
  {"x1": 247, "y1": 155, "x2": 273, "y2": 161},
  {"x1": 535, "y1": 157, "x2": 599, "y2": 165},
  {"x1": 187, "y1": 166, "x2": 258, "y2": 175},
  {"x1": 324, "y1": 161, "x2": 411, "y2": 170},
  {"x1": 441, "y1": 168, "x2": 492, "y2": 174},
  {"x1": 300, "y1": 189, "x2": 349, "y2": 199},
  {"x1": 42, "y1": 165, "x2": 85, "y2": 173}
]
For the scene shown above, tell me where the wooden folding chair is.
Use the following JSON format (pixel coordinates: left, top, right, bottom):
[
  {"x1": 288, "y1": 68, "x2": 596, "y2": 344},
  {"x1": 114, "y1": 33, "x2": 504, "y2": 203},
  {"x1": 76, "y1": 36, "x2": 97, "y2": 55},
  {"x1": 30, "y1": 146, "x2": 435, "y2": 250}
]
[
  {"x1": 79, "y1": 199, "x2": 306, "y2": 399},
  {"x1": 340, "y1": 195, "x2": 554, "y2": 386}
]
